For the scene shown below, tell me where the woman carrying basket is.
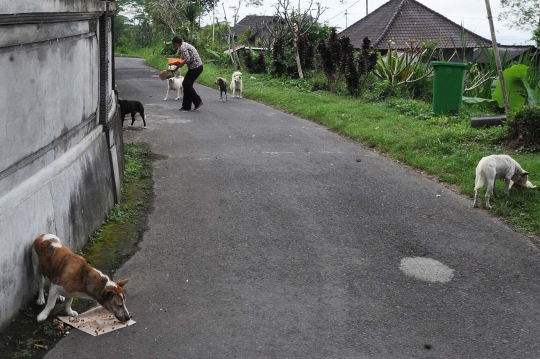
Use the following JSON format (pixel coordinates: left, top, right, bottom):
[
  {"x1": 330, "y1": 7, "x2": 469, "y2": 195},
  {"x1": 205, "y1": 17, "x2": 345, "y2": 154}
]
[{"x1": 170, "y1": 36, "x2": 204, "y2": 111}]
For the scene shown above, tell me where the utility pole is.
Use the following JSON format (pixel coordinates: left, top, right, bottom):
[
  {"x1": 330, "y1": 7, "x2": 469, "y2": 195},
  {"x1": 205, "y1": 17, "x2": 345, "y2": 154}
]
[
  {"x1": 345, "y1": 9, "x2": 347, "y2": 28},
  {"x1": 484, "y1": 0, "x2": 509, "y2": 114},
  {"x1": 366, "y1": 0, "x2": 368, "y2": 15},
  {"x1": 212, "y1": 0, "x2": 216, "y2": 42}
]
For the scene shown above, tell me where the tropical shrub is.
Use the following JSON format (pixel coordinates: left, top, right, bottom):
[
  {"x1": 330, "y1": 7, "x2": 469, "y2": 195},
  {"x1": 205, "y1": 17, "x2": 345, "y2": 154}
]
[
  {"x1": 253, "y1": 52, "x2": 267, "y2": 74},
  {"x1": 298, "y1": 36, "x2": 315, "y2": 72},
  {"x1": 271, "y1": 35, "x2": 288, "y2": 76},
  {"x1": 492, "y1": 64, "x2": 540, "y2": 111},
  {"x1": 317, "y1": 28, "x2": 345, "y2": 91},
  {"x1": 507, "y1": 106, "x2": 540, "y2": 151},
  {"x1": 373, "y1": 39, "x2": 436, "y2": 86},
  {"x1": 242, "y1": 49, "x2": 255, "y2": 72}
]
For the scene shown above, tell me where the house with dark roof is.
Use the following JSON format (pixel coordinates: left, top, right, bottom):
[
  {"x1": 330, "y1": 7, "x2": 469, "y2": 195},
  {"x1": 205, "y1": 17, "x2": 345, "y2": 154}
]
[
  {"x1": 229, "y1": 15, "x2": 279, "y2": 48},
  {"x1": 339, "y1": 0, "x2": 531, "y2": 62}
]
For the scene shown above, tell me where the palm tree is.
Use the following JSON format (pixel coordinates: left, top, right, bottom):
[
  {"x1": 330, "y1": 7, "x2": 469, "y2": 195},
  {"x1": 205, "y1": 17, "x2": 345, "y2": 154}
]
[{"x1": 181, "y1": 3, "x2": 204, "y2": 42}]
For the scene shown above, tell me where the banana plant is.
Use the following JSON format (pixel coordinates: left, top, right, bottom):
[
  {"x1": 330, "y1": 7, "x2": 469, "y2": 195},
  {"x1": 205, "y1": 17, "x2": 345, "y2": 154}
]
[{"x1": 492, "y1": 64, "x2": 540, "y2": 110}]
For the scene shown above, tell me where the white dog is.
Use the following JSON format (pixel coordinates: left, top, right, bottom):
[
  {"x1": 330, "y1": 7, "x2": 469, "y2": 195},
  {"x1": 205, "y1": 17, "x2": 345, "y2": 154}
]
[
  {"x1": 164, "y1": 75, "x2": 184, "y2": 101},
  {"x1": 473, "y1": 154, "x2": 530, "y2": 209},
  {"x1": 231, "y1": 71, "x2": 243, "y2": 98}
]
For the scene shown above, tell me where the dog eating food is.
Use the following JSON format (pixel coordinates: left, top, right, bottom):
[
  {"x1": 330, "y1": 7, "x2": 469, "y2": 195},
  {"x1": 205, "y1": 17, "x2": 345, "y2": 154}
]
[
  {"x1": 32, "y1": 234, "x2": 131, "y2": 322},
  {"x1": 473, "y1": 154, "x2": 530, "y2": 209},
  {"x1": 231, "y1": 71, "x2": 243, "y2": 98},
  {"x1": 215, "y1": 77, "x2": 228, "y2": 101}
]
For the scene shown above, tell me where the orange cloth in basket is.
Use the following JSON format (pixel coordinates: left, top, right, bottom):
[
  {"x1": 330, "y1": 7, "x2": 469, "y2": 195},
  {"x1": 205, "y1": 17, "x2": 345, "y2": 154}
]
[{"x1": 167, "y1": 58, "x2": 185, "y2": 66}]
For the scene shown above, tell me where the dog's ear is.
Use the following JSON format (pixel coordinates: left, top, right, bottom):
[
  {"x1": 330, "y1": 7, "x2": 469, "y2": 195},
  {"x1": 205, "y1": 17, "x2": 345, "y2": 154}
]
[
  {"x1": 116, "y1": 279, "x2": 129, "y2": 288},
  {"x1": 105, "y1": 289, "x2": 115, "y2": 299},
  {"x1": 523, "y1": 171, "x2": 530, "y2": 176}
]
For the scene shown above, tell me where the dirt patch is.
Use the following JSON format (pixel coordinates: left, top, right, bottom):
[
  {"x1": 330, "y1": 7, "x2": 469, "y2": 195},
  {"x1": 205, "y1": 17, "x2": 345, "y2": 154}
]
[{"x1": 0, "y1": 143, "x2": 154, "y2": 358}]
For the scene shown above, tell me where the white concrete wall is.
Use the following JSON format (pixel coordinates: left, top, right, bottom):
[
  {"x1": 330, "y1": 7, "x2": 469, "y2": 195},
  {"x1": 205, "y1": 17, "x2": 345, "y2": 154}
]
[{"x1": 0, "y1": 0, "x2": 122, "y2": 329}]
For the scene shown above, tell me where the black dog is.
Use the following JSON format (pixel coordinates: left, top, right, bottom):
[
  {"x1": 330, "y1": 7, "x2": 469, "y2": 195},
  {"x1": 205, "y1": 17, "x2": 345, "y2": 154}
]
[
  {"x1": 215, "y1": 77, "x2": 228, "y2": 101},
  {"x1": 114, "y1": 90, "x2": 146, "y2": 128}
]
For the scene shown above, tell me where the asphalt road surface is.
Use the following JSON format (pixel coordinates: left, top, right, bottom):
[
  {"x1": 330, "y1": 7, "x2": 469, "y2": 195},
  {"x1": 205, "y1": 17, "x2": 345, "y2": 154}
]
[{"x1": 46, "y1": 57, "x2": 540, "y2": 358}]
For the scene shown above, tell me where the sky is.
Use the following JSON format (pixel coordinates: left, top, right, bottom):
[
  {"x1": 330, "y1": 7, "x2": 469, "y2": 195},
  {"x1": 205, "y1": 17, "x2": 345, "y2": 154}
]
[{"x1": 202, "y1": 0, "x2": 535, "y2": 46}]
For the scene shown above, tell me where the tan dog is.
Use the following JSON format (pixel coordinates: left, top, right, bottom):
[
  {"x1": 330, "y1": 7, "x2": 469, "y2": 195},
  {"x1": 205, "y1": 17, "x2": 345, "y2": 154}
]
[
  {"x1": 32, "y1": 234, "x2": 130, "y2": 322},
  {"x1": 230, "y1": 71, "x2": 243, "y2": 98}
]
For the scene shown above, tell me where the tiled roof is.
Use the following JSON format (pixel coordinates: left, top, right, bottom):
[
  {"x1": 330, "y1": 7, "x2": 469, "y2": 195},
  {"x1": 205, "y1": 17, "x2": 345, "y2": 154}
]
[
  {"x1": 339, "y1": 0, "x2": 492, "y2": 50},
  {"x1": 231, "y1": 15, "x2": 277, "y2": 35}
]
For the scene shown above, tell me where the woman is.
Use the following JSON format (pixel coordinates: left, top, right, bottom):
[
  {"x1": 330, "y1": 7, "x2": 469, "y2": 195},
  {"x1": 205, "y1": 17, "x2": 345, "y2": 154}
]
[{"x1": 171, "y1": 36, "x2": 204, "y2": 111}]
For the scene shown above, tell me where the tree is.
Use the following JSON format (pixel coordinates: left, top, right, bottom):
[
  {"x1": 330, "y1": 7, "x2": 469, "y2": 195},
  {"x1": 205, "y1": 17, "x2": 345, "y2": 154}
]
[
  {"x1": 274, "y1": 0, "x2": 324, "y2": 79},
  {"x1": 181, "y1": 3, "x2": 204, "y2": 42},
  {"x1": 222, "y1": 0, "x2": 262, "y2": 69},
  {"x1": 191, "y1": 0, "x2": 218, "y2": 13},
  {"x1": 317, "y1": 28, "x2": 342, "y2": 91},
  {"x1": 498, "y1": 0, "x2": 540, "y2": 41},
  {"x1": 149, "y1": 0, "x2": 185, "y2": 35}
]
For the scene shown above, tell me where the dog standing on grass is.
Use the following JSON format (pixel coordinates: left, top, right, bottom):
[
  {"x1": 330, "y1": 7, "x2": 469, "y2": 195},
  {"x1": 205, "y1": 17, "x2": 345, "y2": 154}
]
[
  {"x1": 164, "y1": 75, "x2": 184, "y2": 101},
  {"x1": 231, "y1": 71, "x2": 243, "y2": 98},
  {"x1": 114, "y1": 89, "x2": 146, "y2": 128},
  {"x1": 473, "y1": 154, "x2": 530, "y2": 209},
  {"x1": 32, "y1": 234, "x2": 131, "y2": 322},
  {"x1": 215, "y1": 77, "x2": 228, "y2": 101}
]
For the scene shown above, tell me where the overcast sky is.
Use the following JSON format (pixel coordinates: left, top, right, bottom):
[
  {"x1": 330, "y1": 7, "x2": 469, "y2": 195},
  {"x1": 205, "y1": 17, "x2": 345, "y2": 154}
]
[{"x1": 203, "y1": 0, "x2": 534, "y2": 46}]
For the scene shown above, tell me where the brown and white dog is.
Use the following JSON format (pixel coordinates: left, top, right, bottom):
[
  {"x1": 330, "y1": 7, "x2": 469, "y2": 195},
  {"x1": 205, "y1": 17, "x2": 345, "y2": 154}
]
[{"x1": 32, "y1": 234, "x2": 131, "y2": 322}]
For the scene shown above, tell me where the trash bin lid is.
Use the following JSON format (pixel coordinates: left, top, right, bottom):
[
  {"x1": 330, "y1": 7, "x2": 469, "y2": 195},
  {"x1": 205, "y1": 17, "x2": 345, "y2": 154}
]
[{"x1": 430, "y1": 61, "x2": 472, "y2": 69}]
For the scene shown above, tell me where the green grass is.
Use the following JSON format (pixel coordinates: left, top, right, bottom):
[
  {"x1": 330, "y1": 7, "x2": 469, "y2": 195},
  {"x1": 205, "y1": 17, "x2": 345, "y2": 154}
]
[
  {"x1": 83, "y1": 142, "x2": 153, "y2": 268},
  {"x1": 122, "y1": 51, "x2": 540, "y2": 237}
]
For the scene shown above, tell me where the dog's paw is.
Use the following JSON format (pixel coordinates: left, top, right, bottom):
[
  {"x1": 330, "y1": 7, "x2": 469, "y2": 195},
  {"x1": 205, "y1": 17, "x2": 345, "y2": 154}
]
[
  {"x1": 57, "y1": 295, "x2": 65, "y2": 303},
  {"x1": 36, "y1": 297, "x2": 45, "y2": 306},
  {"x1": 36, "y1": 312, "x2": 48, "y2": 322},
  {"x1": 175, "y1": 97, "x2": 180, "y2": 100},
  {"x1": 66, "y1": 308, "x2": 78, "y2": 317},
  {"x1": 143, "y1": 126, "x2": 147, "y2": 129},
  {"x1": 163, "y1": 98, "x2": 167, "y2": 101}
]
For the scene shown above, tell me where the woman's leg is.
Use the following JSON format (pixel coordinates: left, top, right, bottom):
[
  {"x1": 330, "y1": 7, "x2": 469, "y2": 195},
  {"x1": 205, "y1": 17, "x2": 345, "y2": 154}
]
[
  {"x1": 181, "y1": 66, "x2": 203, "y2": 110},
  {"x1": 181, "y1": 69, "x2": 194, "y2": 110}
]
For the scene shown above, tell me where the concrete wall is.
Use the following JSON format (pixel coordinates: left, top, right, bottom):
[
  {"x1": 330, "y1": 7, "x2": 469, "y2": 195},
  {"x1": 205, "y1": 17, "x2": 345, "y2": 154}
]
[{"x1": 0, "y1": 0, "x2": 123, "y2": 329}]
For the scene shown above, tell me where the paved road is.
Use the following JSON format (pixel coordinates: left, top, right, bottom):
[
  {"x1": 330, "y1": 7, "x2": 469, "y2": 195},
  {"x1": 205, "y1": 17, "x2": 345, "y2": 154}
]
[{"x1": 47, "y1": 57, "x2": 540, "y2": 358}]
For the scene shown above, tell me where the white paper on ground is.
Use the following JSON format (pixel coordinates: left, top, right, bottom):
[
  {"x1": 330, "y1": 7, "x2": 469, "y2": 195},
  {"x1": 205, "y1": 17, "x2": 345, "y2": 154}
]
[
  {"x1": 58, "y1": 306, "x2": 136, "y2": 336},
  {"x1": 509, "y1": 180, "x2": 537, "y2": 190}
]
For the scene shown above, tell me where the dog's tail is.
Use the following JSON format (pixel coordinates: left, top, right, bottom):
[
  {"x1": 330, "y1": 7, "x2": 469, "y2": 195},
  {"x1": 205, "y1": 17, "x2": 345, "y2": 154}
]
[{"x1": 474, "y1": 166, "x2": 485, "y2": 190}]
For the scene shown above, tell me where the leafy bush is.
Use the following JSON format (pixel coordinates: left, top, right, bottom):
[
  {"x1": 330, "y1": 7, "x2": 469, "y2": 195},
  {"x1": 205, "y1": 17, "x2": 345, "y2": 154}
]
[
  {"x1": 254, "y1": 53, "x2": 267, "y2": 74},
  {"x1": 161, "y1": 40, "x2": 177, "y2": 55},
  {"x1": 507, "y1": 106, "x2": 540, "y2": 151},
  {"x1": 298, "y1": 36, "x2": 315, "y2": 72},
  {"x1": 317, "y1": 28, "x2": 346, "y2": 91},
  {"x1": 242, "y1": 49, "x2": 255, "y2": 72},
  {"x1": 357, "y1": 37, "x2": 378, "y2": 76},
  {"x1": 271, "y1": 35, "x2": 288, "y2": 76},
  {"x1": 311, "y1": 77, "x2": 328, "y2": 91},
  {"x1": 344, "y1": 52, "x2": 360, "y2": 96}
]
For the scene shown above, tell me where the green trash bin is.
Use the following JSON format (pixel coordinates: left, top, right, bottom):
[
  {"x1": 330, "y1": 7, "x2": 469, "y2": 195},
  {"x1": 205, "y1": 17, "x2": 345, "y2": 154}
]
[{"x1": 430, "y1": 61, "x2": 472, "y2": 115}]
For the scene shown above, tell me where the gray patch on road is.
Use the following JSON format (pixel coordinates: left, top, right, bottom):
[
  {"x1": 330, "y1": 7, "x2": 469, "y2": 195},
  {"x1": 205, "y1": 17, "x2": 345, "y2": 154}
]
[
  {"x1": 400, "y1": 257, "x2": 454, "y2": 283},
  {"x1": 160, "y1": 118, "x2": 192, "y2": 124}
]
